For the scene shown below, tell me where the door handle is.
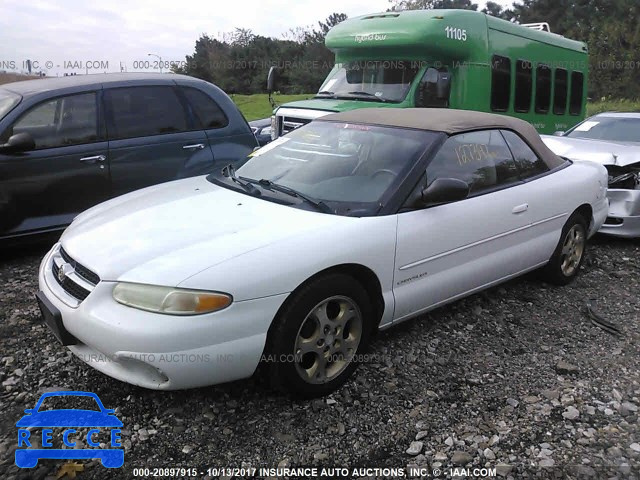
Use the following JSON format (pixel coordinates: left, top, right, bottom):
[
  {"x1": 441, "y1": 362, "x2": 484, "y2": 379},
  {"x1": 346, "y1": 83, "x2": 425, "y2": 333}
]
[
  {"x1": 512, "y1": 203, "x2": 529, "y2": 214},
  {"x1": 79, "y1": 155, "x2": 106, "y2": 164},
  {"x1": 182, "y1": 143, "x2": 205, "y2": 150}
]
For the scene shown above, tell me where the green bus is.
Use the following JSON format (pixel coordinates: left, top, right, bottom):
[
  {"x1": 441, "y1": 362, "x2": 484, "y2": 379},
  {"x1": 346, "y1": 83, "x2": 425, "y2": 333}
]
[{"x1": 269, "y1": 9, "x2": 588, "y2": 138}]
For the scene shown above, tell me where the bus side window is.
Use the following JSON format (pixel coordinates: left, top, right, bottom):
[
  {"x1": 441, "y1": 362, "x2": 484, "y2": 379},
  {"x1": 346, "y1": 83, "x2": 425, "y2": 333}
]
[
  {"x1": 514, "y1": 60, "x2": 533, "y2": 113},
  {"x1": 535, "y1": 65, "x2": 551, "y2": 114},
  {"x1": 569, "y1": 71, "x2": 584, "y2": 115},
  {"x1": 491, "y1": 55, "x2": 511, "y2": 112},
  {"x1": 415, "y1": 67, "x2": 450, "y2": 108},
  {"x1": 553, "y1": 68, "x2": 568, "y2": 115}
]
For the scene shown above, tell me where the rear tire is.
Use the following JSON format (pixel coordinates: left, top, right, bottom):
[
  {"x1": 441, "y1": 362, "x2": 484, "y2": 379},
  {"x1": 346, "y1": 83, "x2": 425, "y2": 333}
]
[
  {"x1": 265, "y1": 273, "x2": 372, "y2": 398},
  {"x1": 541, "y1": 212, "x2": 588, "y2": 285}
]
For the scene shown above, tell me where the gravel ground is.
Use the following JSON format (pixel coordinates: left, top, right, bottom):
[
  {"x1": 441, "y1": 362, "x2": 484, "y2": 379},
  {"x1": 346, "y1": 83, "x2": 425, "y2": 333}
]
[{"x1": 0, "y1": 236, "x2": 639, "y2": 480}]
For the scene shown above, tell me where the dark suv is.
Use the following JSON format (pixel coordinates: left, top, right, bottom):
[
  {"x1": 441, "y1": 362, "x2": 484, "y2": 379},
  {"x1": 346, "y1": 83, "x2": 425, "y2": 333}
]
[{"x1": 0, "y1": 73, "x2": 257, "y2": 242}]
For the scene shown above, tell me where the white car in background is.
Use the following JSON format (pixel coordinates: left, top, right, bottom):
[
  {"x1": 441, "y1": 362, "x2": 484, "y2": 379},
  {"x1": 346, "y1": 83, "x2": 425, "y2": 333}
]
[
  {"x1": 543, "y1": 112, "x2": 640, "y2": 237},
  {"x1": 37, "y1": 109, "x2": 608, "y2": 397}
]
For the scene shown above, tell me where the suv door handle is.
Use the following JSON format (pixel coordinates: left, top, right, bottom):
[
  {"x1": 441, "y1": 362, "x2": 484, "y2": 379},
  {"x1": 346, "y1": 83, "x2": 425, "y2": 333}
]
[
  {"x1": 79, "y1": 155, "x2": 106, "y2": 164},
  {"x1": 512, "y1": 203, "x2": 529, "y2": 214},
  {"x1": 183, "y1": 143, "x2": 205, "y2": 150}
]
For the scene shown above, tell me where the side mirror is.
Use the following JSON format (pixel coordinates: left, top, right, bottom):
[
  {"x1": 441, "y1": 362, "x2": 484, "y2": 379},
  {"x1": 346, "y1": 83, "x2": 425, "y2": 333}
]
[
  {"x1": 23, "y1": 409, "x2": 34, "y2": 414},
  {"x1": 553, "y1": 131, "x2": 565, "y2": 136},
  {"x1": 419, "y1": 178, "x2": 469, "y2": 205},
  {"x1": 267, "y1": 67, "x2": 278, "y2": 93},
  {"x1": 0, "y1": 132, "x2": 35, "y2": 153}
]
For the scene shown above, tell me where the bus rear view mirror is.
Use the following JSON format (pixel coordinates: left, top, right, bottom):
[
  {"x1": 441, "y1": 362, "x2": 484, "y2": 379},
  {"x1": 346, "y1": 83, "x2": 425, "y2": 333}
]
[
  {"x1": 267, "y1": 67, "x2": 278, "y2": 93},
  {"x1": 436, "y1": 71, "x2": 451, "y2": 100},
  {"x1": 346, "y1": 68, "x2": 363, "y2": 84},
  {"x1": 416, "y1": 68, "x2": 450, "y2": 107},
  {"x1": 424, "y1": 68, "x2": 439, "y2": 84}
]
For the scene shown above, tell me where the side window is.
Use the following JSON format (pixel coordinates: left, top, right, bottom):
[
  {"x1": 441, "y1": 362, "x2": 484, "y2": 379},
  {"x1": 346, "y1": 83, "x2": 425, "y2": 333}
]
[
  {"x1": 7, "y1": 93, "x2": 98, "y2": 149},
  {"x1": 105, "y1": 86, "x2": 189, "y2": 140},
  {"x1": 181, "y1": 87, "x2": 229, "y2": 129},
  {"x1": 501, "y1": 130, "x2": 549, "y2": 178},
  {"x1": 553, "y1": 68, "x2": 568, "y2": 115},
  {"x1": 426, "y1": 130, "x2": 520, "y2": 195},
  {"x1": 535, "y1": 65, "x2": 551, "y2": 114},
  {"x1": 491, "y1": 55, "x2": 511, "y2": 112},
  {"x1": 569, "y1": 71, "x2": 584, "y2": 115},
  {"x1": 514, "y1": 60, "x2": 533, "y2": 113}
]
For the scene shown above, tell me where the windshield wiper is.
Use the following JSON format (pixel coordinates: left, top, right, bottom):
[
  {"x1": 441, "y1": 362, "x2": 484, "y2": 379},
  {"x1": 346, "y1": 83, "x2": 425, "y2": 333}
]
[
  {"x1": 222, "y1": 164, "x2": 261, "y2": 196},
  {"x1": 343, "y1": 91, "x2": 388, "y2": 103},
  {"x1": 242, "y1": 178, "x2": 333, "y2": 214},
  {"x1": 315, "y1": 90, "x2": 336, "y2": 98}
]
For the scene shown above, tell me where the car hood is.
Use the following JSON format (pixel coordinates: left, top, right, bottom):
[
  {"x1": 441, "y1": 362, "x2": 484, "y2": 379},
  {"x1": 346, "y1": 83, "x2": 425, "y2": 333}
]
[
  {"x1": 16, "y1": 410, "x2": 123, "y2": 427},
  {"x1": 62, "y1": 176, "x2": 348, "y2": 285},
  {"x1": 542, "y1": 135, "x2": 640, "y2": 167}
]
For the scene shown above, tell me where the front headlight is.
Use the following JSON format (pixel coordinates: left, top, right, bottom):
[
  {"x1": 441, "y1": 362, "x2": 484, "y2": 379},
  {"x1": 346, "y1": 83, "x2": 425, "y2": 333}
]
[{"x1": 112, "y1": 283, "x2": 232, "y2": 315}]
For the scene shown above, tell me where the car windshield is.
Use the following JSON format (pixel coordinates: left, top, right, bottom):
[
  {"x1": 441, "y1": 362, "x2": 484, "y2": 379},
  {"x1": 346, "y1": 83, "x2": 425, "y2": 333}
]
[
  {"x1": 566, "y1": 116, "x2": 640, "y2": 143},
  {"x1": 317, "y1": 60, "x2": 420, "y2": 103},
  {"x1": 220, "y1": 121, "x2": 436, "y2": 215},
  {"x1": 0, "y1": 89, "x2": 21, "y2": 120}
]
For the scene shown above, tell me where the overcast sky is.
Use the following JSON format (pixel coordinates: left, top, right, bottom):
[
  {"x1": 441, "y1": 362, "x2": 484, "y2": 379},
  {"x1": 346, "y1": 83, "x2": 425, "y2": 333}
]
[{"x1": 0, "y1": 0, "x2": 514, "y2": 76}]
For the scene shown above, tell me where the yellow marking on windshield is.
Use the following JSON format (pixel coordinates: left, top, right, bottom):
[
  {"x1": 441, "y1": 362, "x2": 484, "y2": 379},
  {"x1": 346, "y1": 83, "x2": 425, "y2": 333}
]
[{"x1": 454, "y1": 143, "x2": 497, "y2": 165}]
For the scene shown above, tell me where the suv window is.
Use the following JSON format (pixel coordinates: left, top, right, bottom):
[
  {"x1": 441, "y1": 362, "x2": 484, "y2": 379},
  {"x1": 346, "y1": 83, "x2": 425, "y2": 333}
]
[
  {"x1": 181, "y1": 87, "x2": 229, "y2": 129},
  {"x1": 491, "y1": 55, "x2": 511, "y2": 112},
  {"x1": 105, "y1": 86, "x2": 188, "y2": 140},
  {"x1": 3, "y1": 93, "x2": 98, "y2": 149},
  {"x1": 426, "y1": 130, "x2": 520, "y2": 195},
  {"x1": 501, "y1": 130, "x2": 549, "y2": 178},
  {"x1": 553, "y1": 68, "x2": 568, "y2": 115},
  {"x1": 569, "y1": 71, "x2": 584, "y2": 115},
  {"x1": 514, "y1": 60, "x2": 533, "y2": 113},
  {"x1": 535, "y1": 64, "x2": 552, "y2": 114}
]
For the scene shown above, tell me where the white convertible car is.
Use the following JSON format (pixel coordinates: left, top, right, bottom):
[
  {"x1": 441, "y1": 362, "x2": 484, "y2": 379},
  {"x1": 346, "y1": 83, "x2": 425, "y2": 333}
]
[{"x1": 37, "y1": 109, "x2": 608, "y2": 397}]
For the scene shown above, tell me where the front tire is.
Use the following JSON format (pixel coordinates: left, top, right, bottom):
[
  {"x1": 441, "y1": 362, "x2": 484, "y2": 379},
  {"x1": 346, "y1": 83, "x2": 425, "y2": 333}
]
[
  {"x1": 541, "y1": 212, "x2": 588, "y2": 285},
  {"x1": 265, "y1": 273, "x2": 373, "y2": 398}
]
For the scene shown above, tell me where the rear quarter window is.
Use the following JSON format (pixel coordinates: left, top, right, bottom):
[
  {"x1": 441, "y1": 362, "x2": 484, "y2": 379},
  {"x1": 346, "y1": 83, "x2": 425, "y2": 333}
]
[
  {"x1": 501, "y1": 130, "x2": 549, "y2": 179},
  {"x1": 181, "y1": 87, "x2": 229, "y2": 129}
]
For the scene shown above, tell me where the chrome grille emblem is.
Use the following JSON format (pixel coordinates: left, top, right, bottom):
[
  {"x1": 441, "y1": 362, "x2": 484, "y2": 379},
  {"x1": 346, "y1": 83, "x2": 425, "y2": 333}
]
[{"x1": 58, "y1": 263, "x2": 75, "y2": 282}]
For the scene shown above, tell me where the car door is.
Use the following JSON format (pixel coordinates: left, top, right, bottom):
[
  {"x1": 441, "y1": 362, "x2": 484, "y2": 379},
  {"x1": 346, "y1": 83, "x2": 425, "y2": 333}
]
[
  {"x1": 0, "y1": 91, "x2": 109, "y2": 238},
  {"x1": 393, "y1": 129, "x2": 536, "y2": 322},
  {"x1": 104, "y1": 85, "x2": 214, "y2": 197},
  {"x1": 501, "y1": 129, "x2": 569, "y2": 264}
]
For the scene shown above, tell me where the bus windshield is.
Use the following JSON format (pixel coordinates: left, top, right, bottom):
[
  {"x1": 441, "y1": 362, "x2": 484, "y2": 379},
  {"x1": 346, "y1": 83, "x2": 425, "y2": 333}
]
[{"x1": 317, "y1": 60, "x2": 420, "y2": 103}]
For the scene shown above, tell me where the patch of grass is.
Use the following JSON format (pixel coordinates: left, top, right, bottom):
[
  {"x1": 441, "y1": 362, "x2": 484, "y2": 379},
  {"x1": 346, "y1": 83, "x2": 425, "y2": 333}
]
[
  {"x1": 232, "y1": 93, "x2": 640, "y2": 122},
  {"x1": 231, "y1": 93, "x2": 313, "y2": 121},
  {"x1": 587, "y1": 99, "x2": 640, "y2": 116}
]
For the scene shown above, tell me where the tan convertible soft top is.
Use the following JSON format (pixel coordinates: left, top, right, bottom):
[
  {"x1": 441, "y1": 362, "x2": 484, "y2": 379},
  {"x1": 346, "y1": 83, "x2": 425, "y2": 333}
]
[{"x1": 318, "y1": 108, "x2": 566, "y2": 169}]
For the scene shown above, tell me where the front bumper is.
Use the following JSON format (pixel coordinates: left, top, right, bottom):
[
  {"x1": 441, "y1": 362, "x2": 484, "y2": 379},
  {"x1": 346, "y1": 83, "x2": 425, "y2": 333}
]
[
  {"x1": 600, "y1": 189, "x2": 640, "y2": 238},
  {"x1": 38, "y1": 244, "x2": 289, "y2": 390}
]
